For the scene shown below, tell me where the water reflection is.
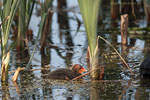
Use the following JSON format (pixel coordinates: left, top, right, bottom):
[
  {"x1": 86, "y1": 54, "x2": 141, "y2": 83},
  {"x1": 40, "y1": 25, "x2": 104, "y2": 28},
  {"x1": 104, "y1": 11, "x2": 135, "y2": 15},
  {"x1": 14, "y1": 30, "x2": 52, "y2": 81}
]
[
  {"x1": 57, "y1": 0, "x2": 73, "y2": 67},
  {"x1": 1, "y1": 0, "x2": 150, "y2": 99},
  {"x1": 90, "y1": 83, "x2": 100, "y2": 100},
  {"x1": 1, "y1": 82, "x2": 10, "y2": 100}
]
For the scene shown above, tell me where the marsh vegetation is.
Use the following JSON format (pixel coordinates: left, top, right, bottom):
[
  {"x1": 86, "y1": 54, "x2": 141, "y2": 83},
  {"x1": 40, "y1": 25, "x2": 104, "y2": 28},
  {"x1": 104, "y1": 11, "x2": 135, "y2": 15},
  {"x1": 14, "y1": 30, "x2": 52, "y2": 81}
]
[{"x1": 0, "y1": 0, "x2": 150, "y2": 99}]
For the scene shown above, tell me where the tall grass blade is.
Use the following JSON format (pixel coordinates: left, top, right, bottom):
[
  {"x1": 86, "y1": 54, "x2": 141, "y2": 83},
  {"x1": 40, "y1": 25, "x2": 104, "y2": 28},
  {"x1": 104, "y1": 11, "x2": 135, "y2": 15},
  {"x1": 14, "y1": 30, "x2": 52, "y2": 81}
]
[
  {"x1": 2, "y1": 0, "x2": 12, "y2": 31},
  {"x1": 1, "y1": 0, "x2": 20, "y2": 56},
  {"x1": 78, "y1": 0, "x2": 101, "y2": 79},
  {"x1": 1, "y1": 0, "x2": 20, "y2": 82},
  {"x1": 78, "y1": 0, "x2": 100, "y2": 57},
  {"x1": 17, "y1": 0, "x2": 26, "y2": 50},
  {"x1": 25, "y1": 0, "x2": 52, "y2": 70},
  {"x1": 25, "y1": 13, "x2": 47, "y2": 70},
  {"x1": 26, "y1": 0, "x2": 35, "y2": 29}
]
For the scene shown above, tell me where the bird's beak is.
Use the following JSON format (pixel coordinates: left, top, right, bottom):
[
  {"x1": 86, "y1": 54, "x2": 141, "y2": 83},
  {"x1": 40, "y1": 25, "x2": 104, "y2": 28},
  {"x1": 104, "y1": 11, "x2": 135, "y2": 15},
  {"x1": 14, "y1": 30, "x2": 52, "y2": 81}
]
[{"x1": 79, "y1": 67, "x2": 87, "y2": 74}]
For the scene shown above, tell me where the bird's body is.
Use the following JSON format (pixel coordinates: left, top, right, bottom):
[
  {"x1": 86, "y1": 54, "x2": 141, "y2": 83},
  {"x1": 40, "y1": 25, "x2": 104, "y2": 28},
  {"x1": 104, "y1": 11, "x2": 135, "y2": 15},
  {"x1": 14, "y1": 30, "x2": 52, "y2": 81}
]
[
  {"x1": 47, "y1": 68, "x2": 81, "y2": 80},
  {"x1": 47, "y1": 64, "x2": 86, "y2": 80}
]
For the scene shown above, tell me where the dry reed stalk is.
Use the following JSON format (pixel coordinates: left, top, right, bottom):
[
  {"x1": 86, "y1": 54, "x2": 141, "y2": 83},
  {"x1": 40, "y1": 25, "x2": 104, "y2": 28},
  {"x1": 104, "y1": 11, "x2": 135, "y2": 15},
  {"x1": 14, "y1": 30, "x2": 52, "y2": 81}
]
[
  {"x1": 0, "y1": 16, "x2": 10, "y2": 26},
  {"x1": 11, "y1": 66, "x2": 50, "y2": 82},
  {"x1": 121, "y1": 14, "x2": 128, "y2": 45}
]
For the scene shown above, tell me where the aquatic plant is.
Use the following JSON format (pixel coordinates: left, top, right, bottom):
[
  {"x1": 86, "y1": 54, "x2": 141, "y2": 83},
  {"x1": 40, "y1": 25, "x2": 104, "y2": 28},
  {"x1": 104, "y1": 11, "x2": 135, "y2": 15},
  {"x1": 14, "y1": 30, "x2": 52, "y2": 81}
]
[
  {"x1": 0, "y1": 0, "x2": 20, "y2": 82},
  {"x1": 26, "y1": 0, "x2": 53, "y2": 70},
  {"x1": 25, "y1": 13, "x2": 47, "y2": 70},
  {"x1": 17, "y1": 0, "x2": 26, "y2": 51},
  {"x1": 0, "y1": 0, "x2": 53, "y2": 81},
  {"x1": 15, "y1": 0, "x2": 35, "y2": 53},
  {"x1": 40, "y1": 0, "x2": 53, "y2": 53},
  {"x1": 78, "y1": 0, "x2": 101, "y2": 79}
]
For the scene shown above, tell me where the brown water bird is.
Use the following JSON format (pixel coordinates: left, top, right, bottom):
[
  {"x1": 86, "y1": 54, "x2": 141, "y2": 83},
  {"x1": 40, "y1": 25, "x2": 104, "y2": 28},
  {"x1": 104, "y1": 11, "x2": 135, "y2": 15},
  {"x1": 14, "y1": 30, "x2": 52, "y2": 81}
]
[{"x1": 47, "y1": 64, "x2": 86, "y2": 80}]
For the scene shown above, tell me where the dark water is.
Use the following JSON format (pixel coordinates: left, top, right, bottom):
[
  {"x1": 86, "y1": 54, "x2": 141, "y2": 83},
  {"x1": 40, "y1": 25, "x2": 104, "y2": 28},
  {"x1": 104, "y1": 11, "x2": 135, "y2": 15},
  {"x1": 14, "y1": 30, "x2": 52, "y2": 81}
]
[{"x1": 0, "y1": 0, "x2": 150, "y2": 99}]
